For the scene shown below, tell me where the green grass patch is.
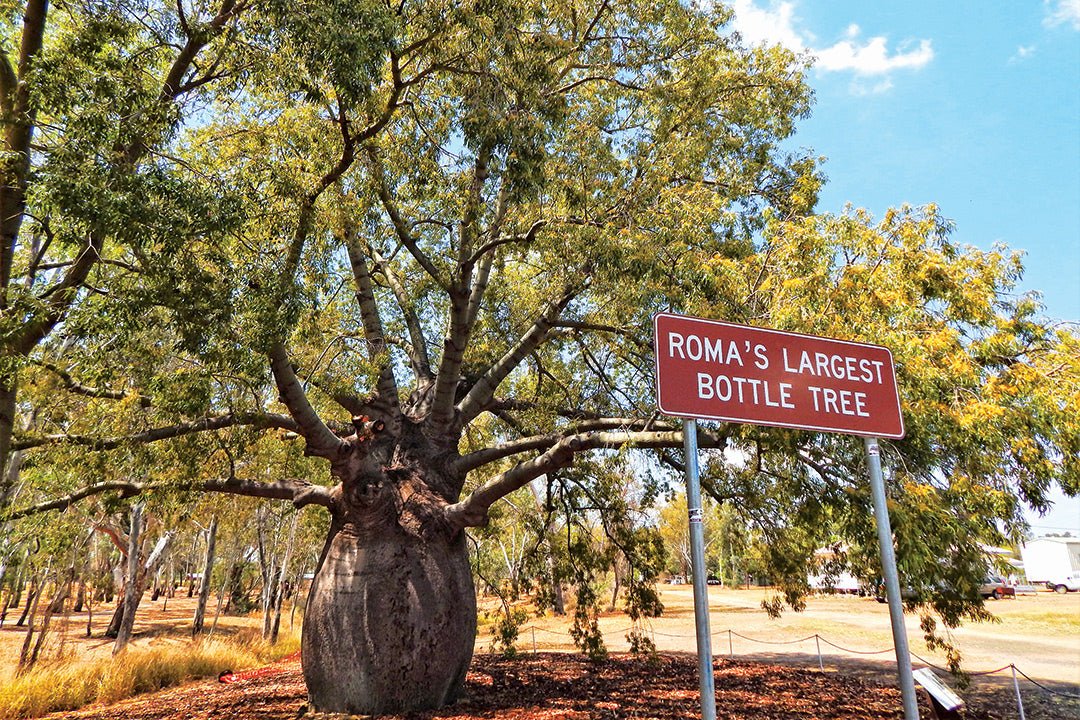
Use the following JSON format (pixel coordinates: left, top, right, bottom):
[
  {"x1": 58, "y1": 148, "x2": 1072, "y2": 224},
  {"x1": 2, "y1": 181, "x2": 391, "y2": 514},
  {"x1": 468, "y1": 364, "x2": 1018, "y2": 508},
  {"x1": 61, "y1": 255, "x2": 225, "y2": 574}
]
[{"x1": 0, "y1": 629, "x2": 301, "y2": 720}]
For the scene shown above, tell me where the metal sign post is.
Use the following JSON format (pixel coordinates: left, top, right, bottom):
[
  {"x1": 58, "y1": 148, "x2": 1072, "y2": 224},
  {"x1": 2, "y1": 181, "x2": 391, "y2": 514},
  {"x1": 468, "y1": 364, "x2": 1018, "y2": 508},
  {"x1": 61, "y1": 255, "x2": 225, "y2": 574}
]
[
  {"x1": 683, "y1": 419, "x2": 717, "y2": 720},
  {"x1": 866, "y1": 437, "x2": 920, "y2": 720}
]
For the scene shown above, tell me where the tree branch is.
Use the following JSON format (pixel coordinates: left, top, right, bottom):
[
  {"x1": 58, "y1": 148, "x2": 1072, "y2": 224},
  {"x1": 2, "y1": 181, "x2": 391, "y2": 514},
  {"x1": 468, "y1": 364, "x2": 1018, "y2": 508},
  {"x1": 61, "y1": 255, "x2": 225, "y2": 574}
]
[
  {"x1": 12, "y1": 411, "x2": 300, "y2": 451},
  {"x1": 456, "y1": 286, "x2": 580, "y2": 425},
  {"x1": 364, "y1": 144, "x2": 448, "y2": 291},
  {"x1": 14, "y1": 236, "x2": 103, "y2": 355},
  {"x1": 4, "y1": 477, "x2": 333, "y2": 521},
  {"x1": 445, "y1": 436, "x2": 585, "y2": 530},
  {"x1": 452, "y1": 417, "x2": 680, "y2": 476},
  {"x1": 370, "y1": 245, "x2": 433, "y2": 379},
  {"x1": 426, "y1": 143, "x2": 496, "y2": 430},
  {"x1": 342, "y1": 216, "x2": 400, "y2": 422},
  {"x1": 30, "y1": 360, "x2": 150, "y2": 406},
  {"x1": 446, "y1": 425, "x2": 729, "y2": 529},
  {"x1": 268, "y1": 343, "x2": 347, "y2": 460}
]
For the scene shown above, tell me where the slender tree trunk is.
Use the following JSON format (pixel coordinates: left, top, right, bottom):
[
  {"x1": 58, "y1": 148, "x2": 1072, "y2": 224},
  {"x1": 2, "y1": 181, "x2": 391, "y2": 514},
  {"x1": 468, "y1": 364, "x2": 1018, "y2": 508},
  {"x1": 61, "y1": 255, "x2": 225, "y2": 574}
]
[
  {"x1": 192, "y1": 516, "x2": 217, "y2": 636},
  {"x1": 257, "y1": 506, "x2": 272, "y2": 637},
  {"x1": 104, "y1": 601, "x2": 124, "y2": 638},
  {"x1": 11, "y1": 553, "x2": 26, "y2": 607},
  {"x1": 16, "y1": 568, "x2": 47, "y2": 674},
  {"x1": 28, "y1": 576, "x2": 67, "y2": 669},
  {"x1": 85, "y1": 582, "x2": 94, "y2": 637},
  {"x1": 0, "y1": 383, "x2": 19, "y2": 510},
  {"x1": 113, "y1": 501, "x2": 143, "y2": 654},
  {"x1": 73, "y1": 580, "x2": 85, "y2": 613},
  {"x1": 16, "y1": 573, "x2": 37, "y2": 626},
  {"x1": 289, "y1": 564, "x2": 305, "y2": 629},
  {"x1": 528, "y1": 482, "x2": 565, "y2": 615},
  {"x1": 270, "y1": 515, "x2": 298, "y2": 644},
  {"x1": 0, "y1": 588, "x2": 10, "y2": 627},
  {"x1": 608, "y1": 562, "x2": 622, "y2": 612}
]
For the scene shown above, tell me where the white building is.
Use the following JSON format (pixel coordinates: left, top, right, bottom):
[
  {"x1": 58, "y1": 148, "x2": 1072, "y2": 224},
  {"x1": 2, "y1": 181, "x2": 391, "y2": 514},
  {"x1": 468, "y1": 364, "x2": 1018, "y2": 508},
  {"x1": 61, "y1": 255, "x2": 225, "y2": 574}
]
[{"x1": 1019, "y1": 537, "x2": 1080, "y2": 583}]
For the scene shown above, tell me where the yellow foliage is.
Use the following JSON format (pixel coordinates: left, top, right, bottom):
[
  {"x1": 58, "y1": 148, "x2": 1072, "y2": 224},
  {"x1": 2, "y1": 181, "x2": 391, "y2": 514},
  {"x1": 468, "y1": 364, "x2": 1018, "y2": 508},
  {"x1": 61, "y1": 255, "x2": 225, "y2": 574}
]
[{"x1": 0, "y1": 631, "x2": 300, "y2": 720}]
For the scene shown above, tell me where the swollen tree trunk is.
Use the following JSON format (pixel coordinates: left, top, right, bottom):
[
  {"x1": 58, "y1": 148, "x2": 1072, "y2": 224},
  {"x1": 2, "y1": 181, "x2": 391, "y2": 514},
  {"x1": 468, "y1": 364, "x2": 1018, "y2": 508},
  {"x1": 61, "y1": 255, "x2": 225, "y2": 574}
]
[
  {"x1": 192, "y1": 516, "x2": 217, "y2": 636},
  {"x1": 302, "y1": 517, "x2": 476, "y2": 715},
  {"x1": 294, "y1": 421, "x2": 479, "y2": 715}
]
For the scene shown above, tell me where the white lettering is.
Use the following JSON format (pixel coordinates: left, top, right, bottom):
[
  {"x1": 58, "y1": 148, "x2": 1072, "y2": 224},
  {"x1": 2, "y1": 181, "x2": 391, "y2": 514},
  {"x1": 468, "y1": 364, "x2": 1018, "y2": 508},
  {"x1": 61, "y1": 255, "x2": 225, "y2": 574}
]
[
  {"x1": 697, "y1": 373, "x2": 713, "y2": 399},
  {"x1": 685, "y1": 334, "x2": 702, "y2": 360},
  {"x1": 753, "y1": 343, "x2": 769, "y2": 370},
  {"x1": 808, "y1": 386, "x2": 871, "y2": 417},
  {"x1": 725, "y1": 342, "x2": 744, "y2": 366},
  {"x1": 669, "y1": 332, "x2": 685, "y2": 359}
]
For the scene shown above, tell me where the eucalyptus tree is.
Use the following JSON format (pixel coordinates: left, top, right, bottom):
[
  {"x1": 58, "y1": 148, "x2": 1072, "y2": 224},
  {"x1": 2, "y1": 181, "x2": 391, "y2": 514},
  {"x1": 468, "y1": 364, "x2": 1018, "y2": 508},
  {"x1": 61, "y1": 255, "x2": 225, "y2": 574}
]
[{"x1": 2, "y1": 0, "x2": 1076, "y2": 717}]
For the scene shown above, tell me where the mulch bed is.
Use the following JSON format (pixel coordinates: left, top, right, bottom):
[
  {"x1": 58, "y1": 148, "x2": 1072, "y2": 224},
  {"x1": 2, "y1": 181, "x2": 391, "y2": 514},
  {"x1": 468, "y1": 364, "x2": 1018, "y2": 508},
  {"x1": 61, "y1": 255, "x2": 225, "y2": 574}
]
[{"x1": 46, "y1": 652, "x2": 1076, "y2": 720}]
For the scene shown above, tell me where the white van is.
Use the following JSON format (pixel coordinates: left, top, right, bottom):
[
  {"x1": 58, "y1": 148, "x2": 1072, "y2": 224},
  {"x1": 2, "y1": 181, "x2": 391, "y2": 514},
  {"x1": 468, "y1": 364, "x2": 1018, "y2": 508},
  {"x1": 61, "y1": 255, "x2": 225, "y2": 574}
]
[{"x1": 1047, "y1": 570, "x2": 1080, "y2": 593}]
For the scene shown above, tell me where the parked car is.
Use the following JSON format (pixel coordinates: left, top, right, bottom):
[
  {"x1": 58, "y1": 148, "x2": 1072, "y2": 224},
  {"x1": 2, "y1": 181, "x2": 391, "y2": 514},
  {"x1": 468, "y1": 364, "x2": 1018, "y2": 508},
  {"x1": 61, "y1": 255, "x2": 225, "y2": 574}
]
[
  {"x1": 706, "y1": 576, "x2": 721, "y2": 585},
  {"x1": 978, "y1": 576, "x2": 1015, "y2": 600},
  {"x1": 1046, "y1": 571, "x2": 1080, "y2": 593},
  {"x1": 876, "y1": 576, "x2": 1014, "y2": 603}
]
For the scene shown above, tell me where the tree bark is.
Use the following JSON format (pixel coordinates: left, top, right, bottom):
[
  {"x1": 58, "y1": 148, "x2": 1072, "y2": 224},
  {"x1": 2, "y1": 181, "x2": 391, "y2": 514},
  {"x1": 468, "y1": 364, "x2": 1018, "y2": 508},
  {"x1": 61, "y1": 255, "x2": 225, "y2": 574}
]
[
  {"x1": 257, "y1": 506, "x2": 275, "y2": 639},
  {"x1": 16, "y1": 567, "x2": 47, "y2": 673},
  {"x1": 113, "y1": 502, "x2": 143, "y2": 653},
  {"x1": 301, "y1": 520, "x2": 476, "y2": 714},
  {"x1": 270, "y1": 514, "x2": 297, "y2": 644},
  {"x1": 192, "y1": 516, "x2": 217, "y2": 636},
  {"x1": 15, "y1": 573, "x2": 36, "y2": 626}
]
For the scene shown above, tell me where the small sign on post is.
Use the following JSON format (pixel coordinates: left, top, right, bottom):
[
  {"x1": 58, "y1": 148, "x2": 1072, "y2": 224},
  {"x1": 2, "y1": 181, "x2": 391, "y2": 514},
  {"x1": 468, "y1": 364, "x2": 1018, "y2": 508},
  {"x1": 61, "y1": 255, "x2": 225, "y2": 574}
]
[{"x1": 913, "y1": 667, "x2": 964, "y2": 719}]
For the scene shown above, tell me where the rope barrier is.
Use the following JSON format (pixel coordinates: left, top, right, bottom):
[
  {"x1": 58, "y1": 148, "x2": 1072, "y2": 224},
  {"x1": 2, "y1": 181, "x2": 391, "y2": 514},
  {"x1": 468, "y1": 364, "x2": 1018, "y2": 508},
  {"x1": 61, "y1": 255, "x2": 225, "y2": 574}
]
[
  {"x1": 729, "y1": 631, "x2": 818, "y2": 646},
  {"x1": 504, "y1": 623, "x2": 1080, "y2": 702},
  {"x1": 817, "y1": 636, "x2": 895, "y2": 656},
  {"x1": 1011, "y1": 664, "x2": 1080, "y2": 699}
]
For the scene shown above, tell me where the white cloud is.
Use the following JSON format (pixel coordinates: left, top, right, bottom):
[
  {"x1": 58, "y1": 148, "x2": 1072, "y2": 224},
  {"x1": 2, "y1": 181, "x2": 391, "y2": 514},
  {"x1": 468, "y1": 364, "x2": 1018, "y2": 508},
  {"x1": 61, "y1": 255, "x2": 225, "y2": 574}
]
[
  {"x1": 729, "y1": 1, "x2": 934, "y2": 84},
  {"x1": 816, "y1": 35, "x2": 934, "y2": 75},
  {"x1": 1009, "y1": 45, "x2": 1037, "y2": 63},
  {"x1": 1045, "y1": 0, "x2": 1080, "y2": 30},
  {"x1": 729, "y1": 0, "x2": 808, "y2": 51}
]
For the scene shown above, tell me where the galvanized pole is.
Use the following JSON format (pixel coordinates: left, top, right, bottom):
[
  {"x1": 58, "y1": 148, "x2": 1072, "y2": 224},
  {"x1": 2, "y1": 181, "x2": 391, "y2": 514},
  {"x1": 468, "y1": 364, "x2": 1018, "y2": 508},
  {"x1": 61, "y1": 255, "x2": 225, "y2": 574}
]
[
  {"x1": 865, "y1": 437, "x2": 920, "y2": 720},
  {"x1": 683, "y1": 419, "x2": 717, "y2": 720}
]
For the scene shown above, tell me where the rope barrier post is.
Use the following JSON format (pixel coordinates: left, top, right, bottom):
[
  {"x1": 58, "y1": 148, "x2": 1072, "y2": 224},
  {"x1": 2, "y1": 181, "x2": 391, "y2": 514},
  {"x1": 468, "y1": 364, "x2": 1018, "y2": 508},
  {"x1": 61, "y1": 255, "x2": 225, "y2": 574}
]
[
  {"x1": 532, "y1": 627, "x2": 537, "y2": 657},
  {"x1": 815, "y1": 634, "x2": 823, "y2": 672},
  {"x1": 865, "y1": 437, "x2": 920, "y2": 720},
  {"x1": 1011, "y1": 665, "x2": 1026, "y2": 720},
  {"x1": 728, "y1": 629, "x2": 733, "y2": 658},
  {"x1": 683, "y1": 419, "x2": 717, "y2": 720}
]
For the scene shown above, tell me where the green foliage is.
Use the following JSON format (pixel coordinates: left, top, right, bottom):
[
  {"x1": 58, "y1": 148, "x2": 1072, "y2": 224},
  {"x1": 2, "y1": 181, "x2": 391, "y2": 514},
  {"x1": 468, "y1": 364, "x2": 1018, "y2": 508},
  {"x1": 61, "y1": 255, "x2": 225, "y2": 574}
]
[{"x1": 488, "y1": 605, "x2": 528, "y2": 658}]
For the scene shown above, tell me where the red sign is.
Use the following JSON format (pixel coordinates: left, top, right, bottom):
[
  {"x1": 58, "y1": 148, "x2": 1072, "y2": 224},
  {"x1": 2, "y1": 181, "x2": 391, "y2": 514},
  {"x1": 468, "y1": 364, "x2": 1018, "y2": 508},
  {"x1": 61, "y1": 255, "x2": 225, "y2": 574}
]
[{"x1": 654, "y1": 313, "x2": 905, "y2": 438}]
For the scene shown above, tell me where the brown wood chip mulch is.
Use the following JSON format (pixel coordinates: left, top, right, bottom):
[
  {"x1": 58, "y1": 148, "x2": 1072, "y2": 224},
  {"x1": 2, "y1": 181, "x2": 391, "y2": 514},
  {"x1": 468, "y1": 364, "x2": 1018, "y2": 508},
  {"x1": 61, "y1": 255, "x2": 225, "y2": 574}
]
[{"x1": 43, "y1": 652, "x2": 1070, "y2": 720}]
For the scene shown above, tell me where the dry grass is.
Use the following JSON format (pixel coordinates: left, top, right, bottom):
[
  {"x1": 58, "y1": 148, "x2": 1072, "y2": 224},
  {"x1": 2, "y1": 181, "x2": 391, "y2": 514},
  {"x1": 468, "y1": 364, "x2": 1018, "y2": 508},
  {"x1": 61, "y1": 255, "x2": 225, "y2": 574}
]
[{"x1": 0, "y1": 628, "x2": 300, "y2": 720}]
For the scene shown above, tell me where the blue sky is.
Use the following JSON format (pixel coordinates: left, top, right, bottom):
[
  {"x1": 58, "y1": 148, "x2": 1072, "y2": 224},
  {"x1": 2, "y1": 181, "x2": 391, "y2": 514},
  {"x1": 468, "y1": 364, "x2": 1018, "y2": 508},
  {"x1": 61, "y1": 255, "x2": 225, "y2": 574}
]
[
  {"x1": 730, "y1": 1, "x2": 1079, "y2": 326},
  {"x1": 728, "y1": 2, "x2": 1080, "y2": 534}
]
